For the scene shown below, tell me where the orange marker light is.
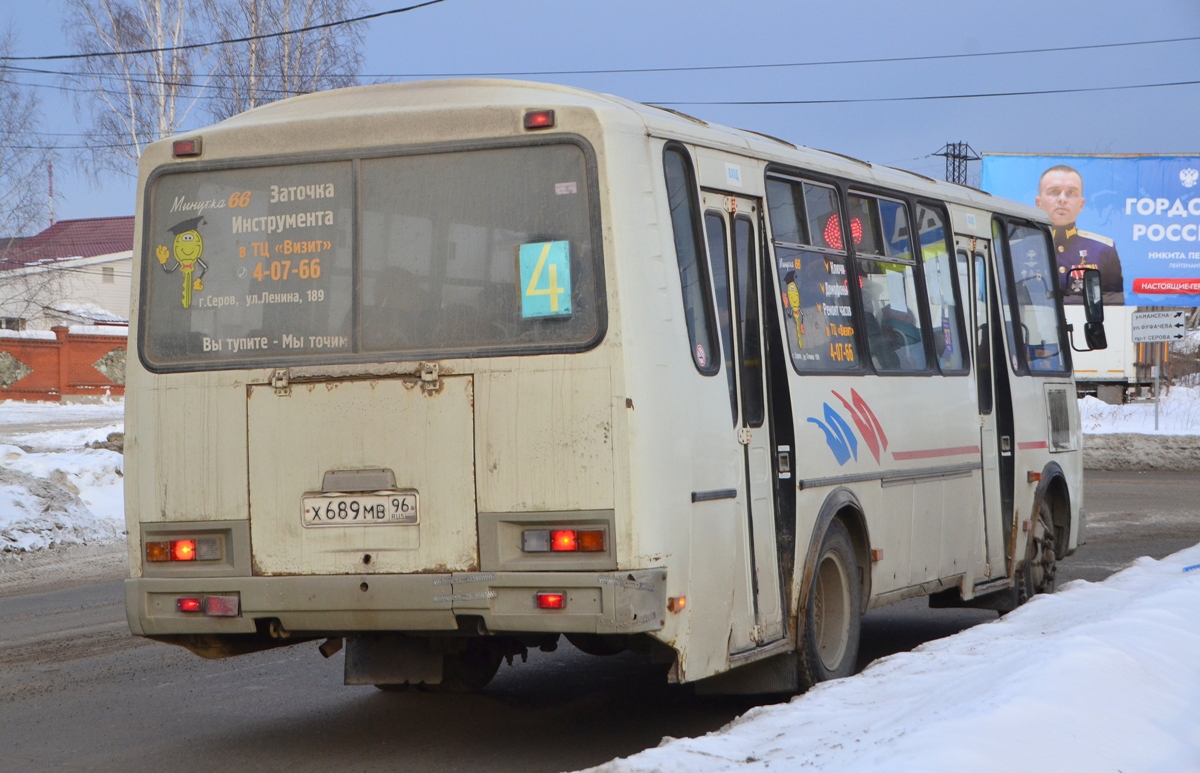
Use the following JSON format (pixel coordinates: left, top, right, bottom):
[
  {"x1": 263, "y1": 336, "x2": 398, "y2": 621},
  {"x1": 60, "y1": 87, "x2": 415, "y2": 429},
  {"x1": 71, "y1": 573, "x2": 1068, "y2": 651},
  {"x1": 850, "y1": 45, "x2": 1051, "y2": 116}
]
[
  {"x1": 667, "y1": 596, "x2": 687, "y2": 613},
  {"x1": 146, "y1": 541, "x2": 171, "y2": 562},
  {"x1": 177, "y1": 597, "x2": 202, "y2": 613},
  {"x1": 171, "y1": 539, "x2": 197, "y2": 561},
  {"x1": 550, "y1": 530, "x2": 578, "y2": 552},
  {"x1": 578, "y1": 530, "x2": 606, "y2": 552},
  {"x1": 536, "y1": 592, "x2": 565, "y2": 610}
]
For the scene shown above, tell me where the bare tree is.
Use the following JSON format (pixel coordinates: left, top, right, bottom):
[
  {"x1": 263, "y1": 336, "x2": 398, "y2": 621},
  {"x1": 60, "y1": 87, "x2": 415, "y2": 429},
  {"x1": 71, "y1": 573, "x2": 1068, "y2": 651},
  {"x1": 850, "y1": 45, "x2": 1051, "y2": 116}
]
[
  {"x1": 0, "y1": 31, "x2": 54, "y2": 243},
  {"x1": 201, "y1": 0, "x2": 365, "y2": 122},
  {"x1": 62, "y1": 0, "x2": 203, "y2": 179},
  {"x1": 0, "y1": 28, "x2": 60, "y2": 327}
]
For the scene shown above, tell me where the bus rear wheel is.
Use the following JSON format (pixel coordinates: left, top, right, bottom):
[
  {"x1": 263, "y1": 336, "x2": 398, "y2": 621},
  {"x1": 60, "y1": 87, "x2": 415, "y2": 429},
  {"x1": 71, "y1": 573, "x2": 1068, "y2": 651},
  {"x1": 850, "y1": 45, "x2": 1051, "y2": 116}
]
[{"x1": 799, "y1": 520, "x2": 862, "y2": 686}]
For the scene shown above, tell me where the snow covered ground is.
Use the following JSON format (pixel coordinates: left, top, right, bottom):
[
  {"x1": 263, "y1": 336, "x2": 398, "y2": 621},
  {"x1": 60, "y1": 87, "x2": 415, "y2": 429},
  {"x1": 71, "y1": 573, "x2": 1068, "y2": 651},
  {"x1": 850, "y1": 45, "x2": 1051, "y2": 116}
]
[
  {"x1": 1080, "y1": 386, "x2": 1200, "y2": 435},
  {"x1": 0, "y1": 398, "x2": 125, "y2": 554},
  {"x1": 586, "y1": 546, "x2": 1200, "y2": 773}
]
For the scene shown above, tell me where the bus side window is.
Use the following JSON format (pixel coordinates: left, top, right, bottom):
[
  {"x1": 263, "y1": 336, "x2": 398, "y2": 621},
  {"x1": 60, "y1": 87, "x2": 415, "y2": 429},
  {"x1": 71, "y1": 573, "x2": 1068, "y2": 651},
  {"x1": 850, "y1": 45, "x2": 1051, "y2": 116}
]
[
  {"x1": 916, "y1": 205, "x2": 967, "y2": 373},
  {"x1": 848, "y1": 194, "x2": 928, "y2": 373},
  {"x1": 705, "y1": 212, "x2": 738, "y2": 424},
  {"x1": 764, "y1": 177, "x2": 860, "y2": 372},
  {"x1": 664, "y1": 144, "x2": 719, "y2": 375},
  {"x1": 971, "y1": 250, "x2": 993, "y2": 415}
]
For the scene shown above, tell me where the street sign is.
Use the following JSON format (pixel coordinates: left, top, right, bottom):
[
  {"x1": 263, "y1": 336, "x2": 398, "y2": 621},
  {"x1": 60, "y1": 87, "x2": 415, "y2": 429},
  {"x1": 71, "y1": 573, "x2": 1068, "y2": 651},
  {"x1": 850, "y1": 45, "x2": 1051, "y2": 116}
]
[{"x1": 1131, "y1": 310, "x2": 1187, "y2": 343}]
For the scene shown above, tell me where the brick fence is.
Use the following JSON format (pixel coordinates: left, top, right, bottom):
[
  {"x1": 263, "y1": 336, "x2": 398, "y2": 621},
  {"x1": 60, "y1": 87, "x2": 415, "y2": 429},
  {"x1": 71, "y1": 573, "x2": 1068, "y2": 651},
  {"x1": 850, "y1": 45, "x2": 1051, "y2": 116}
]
[{"x1": 0, "y1": 326, "x2": 126, "y2": 401}]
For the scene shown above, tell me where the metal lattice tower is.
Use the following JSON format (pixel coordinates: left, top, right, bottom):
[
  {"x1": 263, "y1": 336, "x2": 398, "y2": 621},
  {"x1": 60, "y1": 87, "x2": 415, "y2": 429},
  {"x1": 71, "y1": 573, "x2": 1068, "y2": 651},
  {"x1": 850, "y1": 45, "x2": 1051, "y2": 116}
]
[{"x1": 932, "y1": 142, "x2": 981, "y2": 186}]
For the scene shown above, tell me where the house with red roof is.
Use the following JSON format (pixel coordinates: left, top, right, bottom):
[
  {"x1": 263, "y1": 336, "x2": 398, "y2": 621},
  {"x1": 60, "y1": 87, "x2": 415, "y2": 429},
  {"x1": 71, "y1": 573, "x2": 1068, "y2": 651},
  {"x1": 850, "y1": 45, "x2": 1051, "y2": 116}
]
[{"x1": 0, "y1": 216, "x2": 133, "y2": 331}]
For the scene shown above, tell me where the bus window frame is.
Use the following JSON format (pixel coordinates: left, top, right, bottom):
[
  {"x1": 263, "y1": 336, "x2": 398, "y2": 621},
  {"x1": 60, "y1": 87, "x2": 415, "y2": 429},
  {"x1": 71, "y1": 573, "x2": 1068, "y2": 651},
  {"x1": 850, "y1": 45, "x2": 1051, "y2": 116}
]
[
  {"x1": 843, "y1": 187, "x2": 936, "y2": 377},
  {"x1": 990, "y1": 215, "x2": 1073, "y2": 378},
  {"x1": 664, "y1": 141, "x2": 721, "y2": 377},
  {"x1": 762, "y1": 165, "x2": 867, "y2": 377},
  {"x1": 914, "y1": 198, "x2": 971, "y2": 377},
  {"x1": 136, "y1": 133, "x2": 608, "y2": 375}
]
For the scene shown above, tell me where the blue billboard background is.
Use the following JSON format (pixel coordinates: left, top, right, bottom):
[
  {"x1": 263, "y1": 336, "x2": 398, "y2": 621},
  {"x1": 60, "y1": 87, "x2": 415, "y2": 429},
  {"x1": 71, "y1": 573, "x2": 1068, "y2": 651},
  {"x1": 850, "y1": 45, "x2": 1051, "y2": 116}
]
[{"x1": 981, "y1": 154, "x2": 1200, "y2": 306}]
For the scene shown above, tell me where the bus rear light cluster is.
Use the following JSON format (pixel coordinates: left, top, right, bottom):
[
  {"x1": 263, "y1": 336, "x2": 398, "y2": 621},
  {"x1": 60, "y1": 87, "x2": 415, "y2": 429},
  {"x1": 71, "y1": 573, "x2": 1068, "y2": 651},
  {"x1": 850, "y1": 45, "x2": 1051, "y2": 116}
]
[
  {"x1": 176, "y1": 595, "x2": 240, "y2": 617},
  {"x1": 172, "y1": 137, "x2": 202, "y2": 157},
  {"x1": 521, "y1": 529, "x2": 605, "y2": 553},
  {"x1": 146, "y1": 537, "x2": 221, "y2": 563},
  {"x1": 535, "y1": 592, "x2": 565, "y2": 610}
]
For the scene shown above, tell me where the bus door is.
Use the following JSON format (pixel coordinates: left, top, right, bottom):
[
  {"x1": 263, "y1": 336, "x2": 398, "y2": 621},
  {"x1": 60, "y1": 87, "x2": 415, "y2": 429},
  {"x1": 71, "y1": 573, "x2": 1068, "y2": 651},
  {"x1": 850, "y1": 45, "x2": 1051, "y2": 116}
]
[
  {"x1": 957, "y1": 236, "x2": 1012, "y2": 578},
  {"x1": 703, "y1": 191, "x2": 785, "y2": 650}
]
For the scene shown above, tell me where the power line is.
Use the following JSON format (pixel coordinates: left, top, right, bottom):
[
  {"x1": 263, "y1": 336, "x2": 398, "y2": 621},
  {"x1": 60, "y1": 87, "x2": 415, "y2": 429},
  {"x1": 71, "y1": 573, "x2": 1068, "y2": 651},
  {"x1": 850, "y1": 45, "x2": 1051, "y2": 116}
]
[
  {"x1": 315, "y1": 34, "x2": 1200, "y2": 77},
  {"x1": 3, "y1": 0, "x2": 444, "y2": 62},
  {"x1": 5, "y1": 32, "x2": 1197, "y2": 83},
  {"x1": 647, "y1": 78, "x2": 1200, "y2": 106}
]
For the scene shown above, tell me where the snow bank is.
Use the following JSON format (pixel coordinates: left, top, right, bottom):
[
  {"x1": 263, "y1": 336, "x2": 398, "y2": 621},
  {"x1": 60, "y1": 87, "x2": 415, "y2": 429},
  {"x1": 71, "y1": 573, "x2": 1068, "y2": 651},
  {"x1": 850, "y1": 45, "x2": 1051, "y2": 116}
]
[
  {"x1": 1080, "y1": 386, "x2": 1200, "y2": 435},
  {"x1": 0, "y1": 399, "x2": 125, "y2": 554},
  {"x1": 586, "y1": 546, "x2": 1200, "y2": 773}
]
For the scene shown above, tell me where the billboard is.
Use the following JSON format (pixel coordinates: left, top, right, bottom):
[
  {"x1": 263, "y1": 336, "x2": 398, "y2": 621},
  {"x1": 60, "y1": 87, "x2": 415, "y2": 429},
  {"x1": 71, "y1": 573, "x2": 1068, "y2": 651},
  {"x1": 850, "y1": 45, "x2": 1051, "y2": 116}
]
[{"x1": 981, "y1": 154, "x2": 1200, "y2": 307}]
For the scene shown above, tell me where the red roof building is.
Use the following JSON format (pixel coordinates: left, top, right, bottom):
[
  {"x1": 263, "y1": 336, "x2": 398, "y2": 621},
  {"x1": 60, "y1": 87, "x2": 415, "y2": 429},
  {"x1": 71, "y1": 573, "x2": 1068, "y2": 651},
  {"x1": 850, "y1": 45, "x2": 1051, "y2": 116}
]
[{"x1": 0, "y1": 217, "x2": 134, "y2": 270}]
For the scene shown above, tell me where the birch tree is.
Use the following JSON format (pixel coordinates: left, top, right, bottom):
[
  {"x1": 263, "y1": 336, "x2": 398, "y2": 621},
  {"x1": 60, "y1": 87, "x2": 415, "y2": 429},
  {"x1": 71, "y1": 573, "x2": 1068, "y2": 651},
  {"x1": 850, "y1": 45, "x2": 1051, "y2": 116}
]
[
  {"x1": 201, "y1": 0, "x2": 365, "y2": 122},
  {"x1": 0, "y1": 28, "x2": 59, "y2": 326},
  {"x1": 62, "y1": 0, "x2": 202, "y2": 179}
]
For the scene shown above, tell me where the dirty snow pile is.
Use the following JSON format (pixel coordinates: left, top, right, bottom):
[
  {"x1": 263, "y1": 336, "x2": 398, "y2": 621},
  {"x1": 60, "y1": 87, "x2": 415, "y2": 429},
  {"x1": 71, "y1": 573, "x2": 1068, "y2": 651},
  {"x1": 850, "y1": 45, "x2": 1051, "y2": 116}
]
[
  {"x1": 0, "y1": 399, "x2": 125, "y2": 554},
  {"x1": 587, "y1": 545, "x2": 1200, "y2": 773},
  {"x1": 1079, "y1": 385, "x2": 1200, "y2": 435}
]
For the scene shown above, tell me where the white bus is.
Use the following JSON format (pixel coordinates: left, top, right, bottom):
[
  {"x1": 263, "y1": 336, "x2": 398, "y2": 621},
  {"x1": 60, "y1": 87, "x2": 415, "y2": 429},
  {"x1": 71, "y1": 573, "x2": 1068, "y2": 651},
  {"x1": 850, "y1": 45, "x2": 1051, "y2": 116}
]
[{"x1": 124, "y1": 79, "x2": 1105, "y2": 693}]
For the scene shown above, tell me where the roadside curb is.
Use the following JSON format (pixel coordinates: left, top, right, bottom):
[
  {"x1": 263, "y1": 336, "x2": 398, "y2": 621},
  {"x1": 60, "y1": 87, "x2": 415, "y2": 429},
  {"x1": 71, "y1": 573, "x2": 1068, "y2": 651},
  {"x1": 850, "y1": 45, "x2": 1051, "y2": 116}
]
[{"x1": 1084, "y1": 433, "x2": 1200, "y2": 471}]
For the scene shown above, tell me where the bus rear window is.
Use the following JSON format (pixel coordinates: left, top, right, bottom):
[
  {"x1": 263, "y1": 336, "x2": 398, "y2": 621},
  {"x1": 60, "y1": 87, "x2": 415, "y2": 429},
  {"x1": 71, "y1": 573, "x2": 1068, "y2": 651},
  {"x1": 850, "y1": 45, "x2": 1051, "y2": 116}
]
[{"x1": 140, "y1": 142, "x2": 601, "y2": 370}]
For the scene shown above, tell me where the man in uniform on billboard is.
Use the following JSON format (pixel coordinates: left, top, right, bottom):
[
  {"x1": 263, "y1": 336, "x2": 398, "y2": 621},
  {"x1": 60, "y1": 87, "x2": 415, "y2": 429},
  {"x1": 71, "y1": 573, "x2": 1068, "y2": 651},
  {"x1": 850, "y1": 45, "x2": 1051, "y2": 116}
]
[{"x1": 1035, "y1": 164, "x2": 1125, "y2": 304}]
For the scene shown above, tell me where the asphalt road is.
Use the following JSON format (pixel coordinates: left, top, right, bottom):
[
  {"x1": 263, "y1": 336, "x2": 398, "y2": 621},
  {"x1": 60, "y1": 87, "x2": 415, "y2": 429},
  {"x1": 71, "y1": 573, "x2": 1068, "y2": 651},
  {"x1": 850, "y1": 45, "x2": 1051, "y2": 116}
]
[{"x1": 1, "y1": 470, "x2": 1196, "y2": 773}]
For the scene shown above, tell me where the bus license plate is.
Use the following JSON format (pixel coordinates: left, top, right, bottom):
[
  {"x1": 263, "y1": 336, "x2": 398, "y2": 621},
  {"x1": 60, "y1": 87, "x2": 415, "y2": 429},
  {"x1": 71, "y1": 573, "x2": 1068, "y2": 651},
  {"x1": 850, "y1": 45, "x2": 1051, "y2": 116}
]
[{"x1": 301, "y1": 492, "x2": 419, "y2": 527}]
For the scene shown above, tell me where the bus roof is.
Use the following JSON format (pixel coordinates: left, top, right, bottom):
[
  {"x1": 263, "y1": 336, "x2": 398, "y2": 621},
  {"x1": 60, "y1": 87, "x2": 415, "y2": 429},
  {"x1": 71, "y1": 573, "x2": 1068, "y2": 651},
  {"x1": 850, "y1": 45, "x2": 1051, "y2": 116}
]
[{"x1": 162, "y1": 78, "x2": 1047, "y2": 223}]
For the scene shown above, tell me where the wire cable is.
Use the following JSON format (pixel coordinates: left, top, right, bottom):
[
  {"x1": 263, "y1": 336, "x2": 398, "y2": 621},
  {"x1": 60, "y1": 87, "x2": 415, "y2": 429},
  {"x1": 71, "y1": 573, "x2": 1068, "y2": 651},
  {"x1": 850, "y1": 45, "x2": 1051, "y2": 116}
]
[{"x1": 3, "y1": 0, "x2": 444, "y2": 62}]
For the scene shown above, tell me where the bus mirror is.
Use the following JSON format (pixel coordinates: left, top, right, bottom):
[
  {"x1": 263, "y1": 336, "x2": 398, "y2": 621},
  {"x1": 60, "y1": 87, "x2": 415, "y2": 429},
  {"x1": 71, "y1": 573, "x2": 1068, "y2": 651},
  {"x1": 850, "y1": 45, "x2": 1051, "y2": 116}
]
[
  {"x1": 1084, "y1": 321, "x2": 1108, "y2": 350},
  {"x1": 1081, "y1": 268, "x2": 1104, "y2": 325}
]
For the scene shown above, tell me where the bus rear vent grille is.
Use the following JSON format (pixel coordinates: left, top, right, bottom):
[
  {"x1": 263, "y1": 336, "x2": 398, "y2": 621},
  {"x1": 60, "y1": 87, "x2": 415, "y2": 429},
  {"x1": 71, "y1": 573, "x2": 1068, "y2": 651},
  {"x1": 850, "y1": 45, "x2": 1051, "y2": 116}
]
[{"x1": 1047, "y1": 389, "x2": 1071, "y2": 450}]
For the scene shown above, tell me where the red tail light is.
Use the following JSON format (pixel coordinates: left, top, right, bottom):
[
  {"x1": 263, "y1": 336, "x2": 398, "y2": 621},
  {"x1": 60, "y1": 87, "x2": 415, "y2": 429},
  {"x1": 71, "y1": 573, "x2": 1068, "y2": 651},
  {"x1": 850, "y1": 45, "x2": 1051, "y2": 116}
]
[
  {"x1": 177, "y1": 597, "x2": 202, "y2": 613},
  {"x1": 171, "y1": 539, "x2": 197, "y2": 561},
  {"x1": 204, "y1": 595, "x2": 240, "y2": 617},
  {"x1": 550, "y1": 530, "x2": 578, "y2": 552},
  {"x1": 536, "y1": 592, "x2": 565, "y2": 610}
]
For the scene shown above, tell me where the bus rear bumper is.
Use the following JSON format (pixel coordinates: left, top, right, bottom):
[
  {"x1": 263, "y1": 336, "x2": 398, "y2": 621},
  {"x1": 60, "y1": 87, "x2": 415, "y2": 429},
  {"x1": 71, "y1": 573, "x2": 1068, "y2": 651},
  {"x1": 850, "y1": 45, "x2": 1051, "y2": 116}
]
[{"x1": 125, "y1": 569, "x2": 667, "y2": 638}]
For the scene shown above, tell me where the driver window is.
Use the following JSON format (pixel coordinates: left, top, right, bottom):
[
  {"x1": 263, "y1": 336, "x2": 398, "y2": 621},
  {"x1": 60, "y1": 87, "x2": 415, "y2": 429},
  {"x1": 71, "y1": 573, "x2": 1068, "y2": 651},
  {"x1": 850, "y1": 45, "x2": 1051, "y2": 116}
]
[{"x1": 847, "y1": 193, "x2": 929, "y2": 373}]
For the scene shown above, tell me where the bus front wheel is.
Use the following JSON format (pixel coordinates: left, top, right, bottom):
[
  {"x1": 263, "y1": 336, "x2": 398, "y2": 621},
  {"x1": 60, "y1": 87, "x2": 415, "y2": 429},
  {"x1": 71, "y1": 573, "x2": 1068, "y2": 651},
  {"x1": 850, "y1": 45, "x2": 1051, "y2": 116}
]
[
  {"x1": 799, "y1": 519, "x2": 862, "y2": 686},
  {"x1": 1019, "y1": 500, "x2": 1058, "y2": 603}
]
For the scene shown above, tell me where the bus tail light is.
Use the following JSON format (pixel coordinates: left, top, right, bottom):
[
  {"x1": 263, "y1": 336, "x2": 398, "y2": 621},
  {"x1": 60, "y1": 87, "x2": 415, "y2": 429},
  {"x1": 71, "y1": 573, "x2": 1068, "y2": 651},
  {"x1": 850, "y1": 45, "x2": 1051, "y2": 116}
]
[
  {"x1": 146, "y1": 537, "x2": 221, "y2": 563},
  {"x1": 551, "y1": 530, "x2": 577, "y2": 552},
  {"x1": 172, "y1": 539, "x2": 197, "y2": 561},
  {"x1": 177, "y1": 597, "x2": 202, "y2": 613},
  {"x1": 522, "y1": 528, "x2": 606, "y2": 553},
  {"x1": 536, "y1": 592, "x2": 565, "y2": 610}
]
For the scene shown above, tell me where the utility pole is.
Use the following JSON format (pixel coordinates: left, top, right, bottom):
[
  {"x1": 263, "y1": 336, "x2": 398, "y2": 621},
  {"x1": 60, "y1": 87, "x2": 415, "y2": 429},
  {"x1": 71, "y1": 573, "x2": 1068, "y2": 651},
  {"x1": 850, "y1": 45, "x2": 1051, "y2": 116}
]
[{"x1": 932, "y1": 142, "x2": 981, "y2": 186}]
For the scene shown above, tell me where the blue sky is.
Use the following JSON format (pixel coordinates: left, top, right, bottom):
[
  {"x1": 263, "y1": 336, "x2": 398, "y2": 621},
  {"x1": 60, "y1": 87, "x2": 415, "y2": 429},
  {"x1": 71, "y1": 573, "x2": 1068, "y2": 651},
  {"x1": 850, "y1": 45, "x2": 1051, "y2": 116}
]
[{"x1": 7, "y1": 0, "x2": 1200, "y2": 227}]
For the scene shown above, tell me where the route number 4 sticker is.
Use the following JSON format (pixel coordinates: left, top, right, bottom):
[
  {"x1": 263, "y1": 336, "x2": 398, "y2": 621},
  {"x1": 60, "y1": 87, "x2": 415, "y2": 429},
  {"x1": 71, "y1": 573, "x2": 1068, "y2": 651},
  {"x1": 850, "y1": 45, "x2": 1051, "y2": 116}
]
[{"x1": 519, "y1": 241, "x2": 573, "y2": 318}]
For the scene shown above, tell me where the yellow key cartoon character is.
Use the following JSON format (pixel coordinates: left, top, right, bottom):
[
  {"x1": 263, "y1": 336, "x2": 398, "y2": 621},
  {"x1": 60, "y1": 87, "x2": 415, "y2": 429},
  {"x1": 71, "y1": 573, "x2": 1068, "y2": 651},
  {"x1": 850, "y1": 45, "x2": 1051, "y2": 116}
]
[{"x1": 157, "y1": 216, "x2": 208, "y2": 308}]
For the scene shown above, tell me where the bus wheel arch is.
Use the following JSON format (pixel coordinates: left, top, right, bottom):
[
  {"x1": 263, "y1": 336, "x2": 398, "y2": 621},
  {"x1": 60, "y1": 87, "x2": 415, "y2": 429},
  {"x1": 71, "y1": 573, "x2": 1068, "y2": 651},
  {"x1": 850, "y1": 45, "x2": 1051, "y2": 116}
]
[
  {"x1": 1021, "y1": 463, "x2": 1069, "y2": 601},
  {"x1": 795, "y1": 488, "x2": 870, "y2": 688}
]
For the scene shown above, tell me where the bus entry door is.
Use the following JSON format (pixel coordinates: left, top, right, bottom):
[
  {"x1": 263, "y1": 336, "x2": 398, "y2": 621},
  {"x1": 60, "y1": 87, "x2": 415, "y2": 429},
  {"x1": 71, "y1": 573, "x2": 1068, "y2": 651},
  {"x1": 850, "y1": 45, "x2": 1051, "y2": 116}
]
[
  {"x1": 957, "y1": 236, "x2": 1009, "y2": 579},
  {"x1": 703, "y1": 192, "x2": 785, "y2": 651}
]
